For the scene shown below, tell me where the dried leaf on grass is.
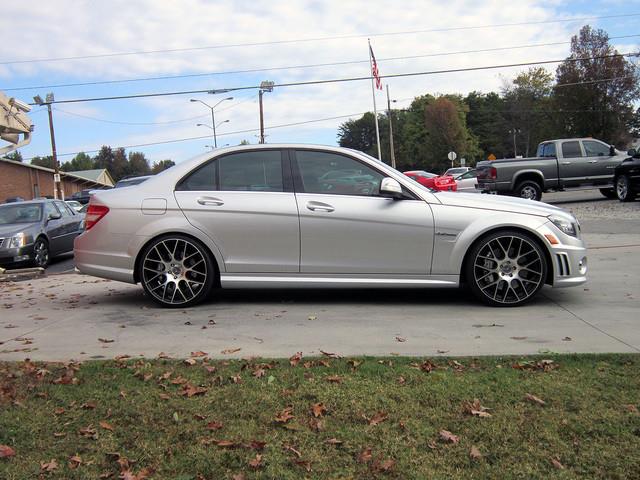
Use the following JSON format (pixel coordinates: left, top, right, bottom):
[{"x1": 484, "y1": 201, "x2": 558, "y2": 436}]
[
  {"x1": 463, "y1": 398, "x2": 492, "y2": 417},
  {"x1": 525, "y1": 393, "x2": 546, "y2": 406},
  {"x1": 470, "y1": 446, "x2": 483, "y2": 460},
  {"x1": 311, "y1": 402, "x2": 327, "y2": 418},
  {"x1": 275, "y1": 407, "x2": 294, "y2": 423},
  {"x1": 366, "y1": 411, "x2": 389, "y2": 426},
  {"x1": 0, "y1": 445, "x2": 16, "y2": 458},
  {"x1": 439, "y1": 430, "x2": 459, "y2": 444}
]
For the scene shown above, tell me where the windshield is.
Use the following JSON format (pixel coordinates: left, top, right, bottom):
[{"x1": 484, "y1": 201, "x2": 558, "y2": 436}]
[{"x1": 0, "y1": 204, "x2": 43, "y2": 225}]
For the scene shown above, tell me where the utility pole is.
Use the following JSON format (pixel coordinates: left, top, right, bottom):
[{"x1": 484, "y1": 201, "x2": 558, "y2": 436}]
[
  {"x1": 386, "y1": 84, "x2": 396, "y2": 169},
  {"x1": 258, "y1": 81, "x2": 274, "y2": 144},
  {"x1": 509, "y1": 128, "x2": 520, "y2": 157},
  {"x1": 34, "y1": 93, "x2": 63, "y2": 200}
]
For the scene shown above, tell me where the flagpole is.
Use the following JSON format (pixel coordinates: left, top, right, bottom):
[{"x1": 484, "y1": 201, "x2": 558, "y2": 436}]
[{"x1": 368, "y1": 39, "x2": 382, "y2": 161}]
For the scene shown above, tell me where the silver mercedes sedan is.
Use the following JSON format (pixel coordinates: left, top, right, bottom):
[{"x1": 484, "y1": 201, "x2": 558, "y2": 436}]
[{"x1": 74, "y1": 144, "x2": 587, "y2": 308}]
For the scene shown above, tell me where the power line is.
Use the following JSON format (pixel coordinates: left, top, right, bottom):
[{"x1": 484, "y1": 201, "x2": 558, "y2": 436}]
[
  {"x1": 23, "y1": 112, "x2": 369, "y2": 161},
  {"x1": 30, "y1": 52, "x2": 638, "y2": 105},
  {"x1": 4, "y1": 34, "x2": 639, "y2": 92},
  {"x1": 3, "y1": 12, "x2": 639, "y2": 66}
]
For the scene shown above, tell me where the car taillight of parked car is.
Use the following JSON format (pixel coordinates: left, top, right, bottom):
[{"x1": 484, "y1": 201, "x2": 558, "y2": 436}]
[
  {"x1": 488, "y1": 167, "x2": 497, "y2": 180},
  {"x1": 84, "y1": 204, "x2": 109, "y2": 230}
]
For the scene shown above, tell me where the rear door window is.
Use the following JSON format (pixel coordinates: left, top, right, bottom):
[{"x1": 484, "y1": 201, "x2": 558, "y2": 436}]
[{"x1": 561, "y1": 141, "x2": 582, "y2": 158}]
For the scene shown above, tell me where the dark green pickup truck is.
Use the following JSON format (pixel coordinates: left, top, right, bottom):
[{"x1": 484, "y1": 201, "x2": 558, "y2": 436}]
[{"x1": 476, "y1": 138, "x2": 627, "y2": 201}]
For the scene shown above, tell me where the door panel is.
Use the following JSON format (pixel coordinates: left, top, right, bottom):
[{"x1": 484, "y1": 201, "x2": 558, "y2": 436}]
[
  {"x1": 174, "y1": 149, "x2": 299, "y2": 273},
  {"x1": 582, "y1": 140, "x2": 620, "y2": 184},
  {"x1": 296, "y1": 193, "x2": 433, "y2": 274},
  {"x1": 559, "y1": 141, "x2": 588, "y2": 187}
]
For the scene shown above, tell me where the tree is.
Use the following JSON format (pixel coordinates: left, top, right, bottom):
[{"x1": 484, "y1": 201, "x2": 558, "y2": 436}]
[
  {"x1": 151, "y1": 159, "x2": 175, "y2": 174},
  {"x1": 337, "y1": 112, "x2": 379, "y2": 156},
  {"x1": 2, "y1": 151, "x2": 23, "y2": 162},
  {"x1": 30, "y1": 155, "x2": 54, "y2": 168},
  {"x1": 465, "y1": 91, "x2": 510, "y2": 159},
  {"x1": 60, "y1": 152, "x2": 94, "y2": 172},
  {"x1": 554, "y1": 25, "x2": 640, "y2": 146},
  {"x1": 502, "y1": 67, "x2": 556, "y2": 157},
  {"x1": 127, "y1": 151, "x2": 151, "y2": 177},
  {"x1": 423, "y1": 96, "x2": 480, "y2": 172},
  {"x1": 94, "y1": 146, "x2": 115, "y2": 173},
  {"x1": 112, "y1": 147, "x2": 128, "y2": 181}
]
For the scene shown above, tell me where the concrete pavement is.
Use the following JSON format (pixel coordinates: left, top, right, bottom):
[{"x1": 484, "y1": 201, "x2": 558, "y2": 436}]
[{"x1": 1, "y1": 192, "x2": 638, "y2": 361}]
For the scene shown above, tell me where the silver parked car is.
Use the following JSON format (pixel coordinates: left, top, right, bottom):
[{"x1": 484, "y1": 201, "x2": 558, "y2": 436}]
[{"x1": 74, "y1": 144, "x2": 587, "y2": 308}]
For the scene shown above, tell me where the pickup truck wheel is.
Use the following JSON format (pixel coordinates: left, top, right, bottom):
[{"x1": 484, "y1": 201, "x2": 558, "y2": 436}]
[
  {"x1": 616, "y1": 175, "x2": 633, "y2": 202},
  {"x1": 599, "y1": 188, "x2": 616, "y2": 199},
  {"x1": 466, "y1": 230, "x2": 547, "y2": 307},
  {"x1": 514, "y1": 180, "x2": 542, "y2": 201}
]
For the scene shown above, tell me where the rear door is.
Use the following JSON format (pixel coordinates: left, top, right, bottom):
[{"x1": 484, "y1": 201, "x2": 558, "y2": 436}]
[
  {"x1": 174, "y1": 149, "x2": 300, "y2": 273},
  {"x1": 54, "y1": 201, "x2": 82, "y2": 251},
  {"x1": 43, "y1": 202, "x2": 67, "y2": 255},
  {"x1": 292, "y1": 149, "x2": 434, "y2": 275}
]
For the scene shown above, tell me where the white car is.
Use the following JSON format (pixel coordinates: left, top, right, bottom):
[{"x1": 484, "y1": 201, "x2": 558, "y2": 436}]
[
  {"x1": 444, "y1": 166, "x2": 472, "y2": 176},
  {"x1": 65, "y1": 200, "x2": 84, "y2": 212},
  {"x1": 455, "y1": 169, "x2": 479, "y2": 193}
]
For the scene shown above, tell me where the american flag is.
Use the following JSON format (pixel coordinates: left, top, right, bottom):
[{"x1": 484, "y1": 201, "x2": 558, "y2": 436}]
[{"x1": 369, "y1": 45, "x2": 382, "y2": 90}]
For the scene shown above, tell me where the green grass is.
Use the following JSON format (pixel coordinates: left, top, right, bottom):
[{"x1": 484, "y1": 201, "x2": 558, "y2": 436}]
[{"x1": 1, "y1": 354, "x2": 639, "y2": 479}]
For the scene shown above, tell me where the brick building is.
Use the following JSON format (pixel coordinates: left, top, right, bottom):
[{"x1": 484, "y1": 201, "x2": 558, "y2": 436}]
[{"x1": 0, "y1": 158, "x2": 113, "y2": 202}]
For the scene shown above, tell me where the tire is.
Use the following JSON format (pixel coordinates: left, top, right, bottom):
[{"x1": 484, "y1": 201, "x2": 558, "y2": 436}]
[
  {"x1": 32, "y1": 237, "x2": 50, "y2": 268},
  {"x1": 465, "y1": 230, "x2": 548, "y2": 307},
  {"x1": 514, "y1": 180, "x2": 542, "y2": 201},
  {"x1": 138, "y1": 234, "x2": 215, "y2": 308},
  {"x1": 616, "y1": 175, "x2": 633, "y2": 202},
  {"x1": 599, "y1": 188, "x2": 616, "y2": 199}
]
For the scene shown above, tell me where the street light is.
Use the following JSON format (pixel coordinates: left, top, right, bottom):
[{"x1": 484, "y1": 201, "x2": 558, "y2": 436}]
[
  {"x1": 190, "y1": 97, "x2": 233, "y2": 148},
  {"x1": 33, "y1": 92, "x2": 63, "y2": 200}
]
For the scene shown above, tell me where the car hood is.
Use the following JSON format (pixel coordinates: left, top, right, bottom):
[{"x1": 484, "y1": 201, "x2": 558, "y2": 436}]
[
  {"x1": 0, "y1": 222, "x2": 40, "y2": 237},
  {"x1": 432, "y1": 191, "x2": 569, "y2": 217}
]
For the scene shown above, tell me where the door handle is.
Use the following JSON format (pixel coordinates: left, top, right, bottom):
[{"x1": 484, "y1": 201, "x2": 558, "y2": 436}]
[
  {"x1": 588, "y1": 160, "x2": 597, "y2": 163},
  {"x1": 306, "y1": 201, "x2": 334, "y2": 212},
  {"x1": 197, "y1": 196, "x2": 224, "y2": 206},
  {"x1": 561, "y1": 161, "x2": 571, "y2": 165}
]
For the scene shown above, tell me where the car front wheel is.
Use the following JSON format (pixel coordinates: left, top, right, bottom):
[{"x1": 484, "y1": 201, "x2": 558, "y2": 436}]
[
  {"x1": 616, "y1": 175, "x2": 633, "y2": 202},
  {"x1": 32, "y1": 237, "x2": 49, "y2": 268},
  {"x1": 139, "y1": 234, "x2": 215, "y2": 308},
  {"x1": 466, "y1": 230, "x2": 547, "y2": 307}
]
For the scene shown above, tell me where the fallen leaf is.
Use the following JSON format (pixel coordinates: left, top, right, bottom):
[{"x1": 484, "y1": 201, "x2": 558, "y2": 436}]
[
  {"x1": 325, "y1": 438, "x2": 343, "y2": 446},
  {"x1": 275, "y1": 407, "x2": 294, "y2": 423},
  {"x1": 0, "y1": 445, "x2": 16, "y2": 458},
  {"x1": 397, "y1": 376, "x2": 406, "y2": 385},
  {"x1": 221, "y1": 347, "x2": 241, "y2": 355},
  {"x1": 99, "y1": 421, "x2": 114, "y2": 431},
  {"x1": 69, "y1": 455, "x2": 82, "y2": 469},
  {"x1": 252, "y1": 368, "x2": 266, "y2": 378},
  {"x1": 206, "y1": 421, "x2": 224, "y2": 431},
  {"x1": 247, "y1": 440, "x2": 266, "y2": 451},
  {"x1": 283, "y1": 444, "x2": 302, "y2": 458},
  {"x1": 623, "y1": 404, "x2": 638, "y2": 413},
  {"x1": 81, "y1": 402, "x2": 96, "y2": 410},
  {"x1": 357, "y1": 447, "x2": 373, "y2": 463},
  {"x1": 395, "y1": 336, "x2": 407, "y2": 342},
  {"x1": 181, "y1": 384, "x2": 208, "y2": 397},
  {"x1": 98, "y1": 338, "x2": 114, "y2": 343},
  {"x1": 463, "y1": 399, "x2": 491, "y2": 418},
  {"x1": 320, "y1": 349, "x2": 341, "y2": 358},
  {"x1": 308, "y1": 315, "x2": 317, "y2": 321},
  {"x1": 311, "y1": 402, "x2": 327, "y2": 418},
  {"x1": 215, "y1": 440, "x2": 237, "y2": 448},
  {"x1": 184, "y1": 358, "x2": 197, "y2": 366},
  {"x1": 439, "y1": 430, "x2": 459, "y2": 444},
  {"x1": 470, "y1": 446, "x2": 483, "y2": 460},
  {"x1": 437, "y1": 349, "x2": 450, "y2": 354},
  {"x1": 373, "y1": 457, "x2": 395, "y2": 472},
  {"x1": 40, "y1": 458, "x2": 58, "y2": 472},
  {"x1": 510, "y1": 336, "x2": 528, "y2": 340},
  {"x1": 562, "y1": 336, "x2": 572, "y2": 341},
  {"x1": 289, "y1": 352, "x2": 303, "y2": 367},
  {"x1": 325, "y1": 375, "x2": 343, "y2": 383},
  {"x1": 248, "y1": 454, "x2": 263, "y2": 469},
  {"x1": 367, "y1": 411, "x2": 389, "y2": 426},
  {"x1": 525, "y1": 393, "x2": 546, "y2": 406},
  {"x1": 551, "y1": 458, "x2": 565, "y2": 469},
  {"x1": 191, "y1": 351, "x2": 208, "y2": 357}
]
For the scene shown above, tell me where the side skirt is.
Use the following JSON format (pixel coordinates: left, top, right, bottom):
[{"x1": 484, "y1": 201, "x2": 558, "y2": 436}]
[{"x1": 220, "y1": 274, "x2": 459, "y2": 289}]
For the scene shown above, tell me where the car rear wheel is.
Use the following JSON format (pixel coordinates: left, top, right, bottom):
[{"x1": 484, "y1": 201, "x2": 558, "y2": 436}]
[
  {"x1": 32, "y1": 237, "x2": 49, "y2": 268},
  {"x1": 466, "y1": 230, "x2": 547, "y2": 307},
  {"x1": 616, "y1": 175, "x2": 633, "y2": 202},
  {"x1": 139, "y1": 234, "x2": 215, "y2": 308},
  {"x1": 514, "y1": 180, "x2": 542, "y2": 201}
]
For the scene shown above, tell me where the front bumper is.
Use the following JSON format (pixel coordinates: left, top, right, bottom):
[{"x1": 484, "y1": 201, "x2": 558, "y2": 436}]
[
  {"x1": 536, "y1": 222, "x2": 587, "y2": 288},
  {"x1": 0, "y1": 244, "x2": 36, "y2": 267}
]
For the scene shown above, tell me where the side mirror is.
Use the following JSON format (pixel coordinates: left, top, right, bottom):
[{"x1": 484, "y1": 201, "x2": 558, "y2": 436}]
[
  {"x1": 609, "y1": 145, "x2": 616, "y2": 156},
  {"x1": 380, "y1": 177, "x2": 403, "y2": 199},
  {"x1": 627, "y1": 148, "x2": 637, "y2": 157},
  {"x1": 48, "y1": 212, "x2": 62, "y2": 221}
]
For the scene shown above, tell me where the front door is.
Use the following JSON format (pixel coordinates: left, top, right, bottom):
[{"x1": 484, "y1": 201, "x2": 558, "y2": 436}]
[
  {"x1": 174, "y1": 149, "x2": 299, "y2": 273},
  {"x1": 582, "y1": 139, "x2": 622, "y2": 185},
  {"x1": 292, "y1": 149, "x2": 434, "y2": 275},
  {"x1": 558, "y1": 140, "x2": 589, "y2": 187}
]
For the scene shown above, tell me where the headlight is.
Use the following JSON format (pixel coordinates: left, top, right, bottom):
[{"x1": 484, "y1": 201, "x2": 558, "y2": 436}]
[
  {"x1": 548, "y1": 214, "x2": 578, "y2": 237},
  {"x1": 7, "y1": 233, "x2": 27, "y2": 248}
]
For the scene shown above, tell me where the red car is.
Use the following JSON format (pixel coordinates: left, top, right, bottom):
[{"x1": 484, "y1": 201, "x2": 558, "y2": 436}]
[{"x1": 403, "y1": 170, "x2": 457, "y2": 191}]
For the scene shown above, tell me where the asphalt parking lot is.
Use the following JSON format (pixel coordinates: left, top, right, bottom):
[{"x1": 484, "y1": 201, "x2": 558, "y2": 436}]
[{"x1": 1, "y1": 190, "x2": 638, "y2": 361}]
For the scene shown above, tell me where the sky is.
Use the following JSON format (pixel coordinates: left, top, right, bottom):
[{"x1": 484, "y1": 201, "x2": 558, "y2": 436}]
[{"x1": 1, "y1": 0, "x2": 639, "y2": 166}]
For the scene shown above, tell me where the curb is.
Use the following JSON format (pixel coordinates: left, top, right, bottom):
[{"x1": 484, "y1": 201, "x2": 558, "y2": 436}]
[{"x1": 0, "y1": 266, "x2": 45, "y2": 282}]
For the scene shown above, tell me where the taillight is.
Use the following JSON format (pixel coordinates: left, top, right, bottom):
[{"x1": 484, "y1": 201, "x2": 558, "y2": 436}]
[
  {"x1": 85, "y1": 204, "x2": 109, "y2": 230},
  {"x1": 488, "y1": 167, "x2": 497, "y2": 180}
]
